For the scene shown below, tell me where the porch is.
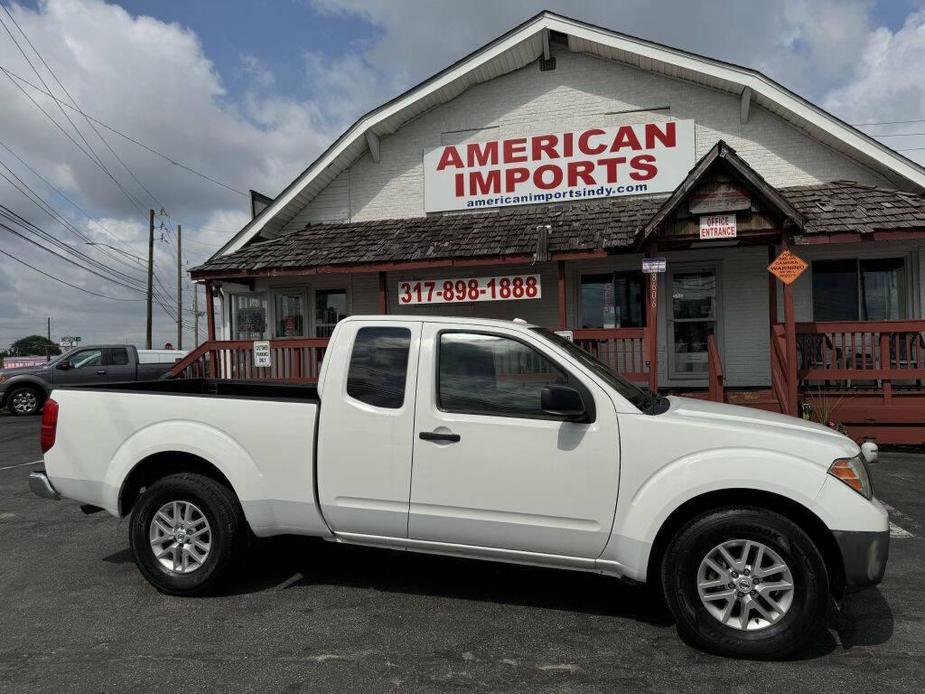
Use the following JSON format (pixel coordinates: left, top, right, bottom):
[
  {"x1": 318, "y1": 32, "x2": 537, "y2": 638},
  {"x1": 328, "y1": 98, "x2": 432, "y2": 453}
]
[
  {"x1": 183, "y1": 142, "x2": 925, "y2": 445},
  {"x1": 168, "y1": 318, "x2": 925, "y2": 445}
]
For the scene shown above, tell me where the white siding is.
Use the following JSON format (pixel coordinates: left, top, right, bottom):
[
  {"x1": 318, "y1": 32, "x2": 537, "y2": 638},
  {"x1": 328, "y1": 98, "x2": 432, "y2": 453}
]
[{"x1": 288, "y1": 46, "x2": 891, "y2": 228}]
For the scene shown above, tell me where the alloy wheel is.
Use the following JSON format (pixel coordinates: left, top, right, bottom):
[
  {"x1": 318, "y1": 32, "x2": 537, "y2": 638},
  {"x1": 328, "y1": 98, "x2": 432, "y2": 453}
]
[
  {"x1": 149, "y1": 500, "x2": 212, "y2": 574},
  {"x1": 696, "y1": 538, "x2": 795, "y2": 631}
]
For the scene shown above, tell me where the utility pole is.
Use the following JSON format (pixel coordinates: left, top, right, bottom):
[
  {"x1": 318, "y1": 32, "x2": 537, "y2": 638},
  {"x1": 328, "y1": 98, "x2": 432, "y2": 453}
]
[
  {"x1": 146, "y1": 209, "x2": 154, "y2": 349},
  {"x1": 47, "y1": 317, "x2": 50, "y2": 342},
  {"x1": 176, "y1": 224, "x2": 183, "y2": 349},
  {"x1": 192, "y1": 282, "x2": 199, "y2": 347}
]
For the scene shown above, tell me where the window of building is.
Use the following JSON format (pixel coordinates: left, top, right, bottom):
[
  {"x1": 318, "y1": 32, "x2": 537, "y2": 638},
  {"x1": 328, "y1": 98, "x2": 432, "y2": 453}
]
[
  {"x1": 315, "y1": 289, "x2": 347, "y2": 337},
  {"x1": 438, "y1": 332, "x2": 568, "y2": 418},
  {"x1": 346, "y1": 327, "x2": 411, "y2": 408},
  {"x1": 273, "y1": 291, "x2": 306, "y2": 338},
  {"x1": 580, "y1": 272, "x2": 646, "y2": 328},
  {"x1": 231, "y1": 294, "x2": 268, "y2": 340},
  {"x1": 812, "y1": 258, "x2": 906, "y2": 321}
]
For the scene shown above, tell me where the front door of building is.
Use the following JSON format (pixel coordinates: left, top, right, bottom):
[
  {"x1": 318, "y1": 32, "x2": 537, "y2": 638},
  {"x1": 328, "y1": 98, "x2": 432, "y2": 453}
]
[{"x1": 668, "y1": 268, "x2": 720, "y2": 381}]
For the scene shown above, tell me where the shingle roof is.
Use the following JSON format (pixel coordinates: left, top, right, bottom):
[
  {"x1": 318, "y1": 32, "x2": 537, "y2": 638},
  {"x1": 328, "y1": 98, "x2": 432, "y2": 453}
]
[
  {"x1": 192, "y1": 182, "x2": 925, "y2": 276},
  {"x1": 785, "y1": 182, "x2": 925, "y2": 235}
]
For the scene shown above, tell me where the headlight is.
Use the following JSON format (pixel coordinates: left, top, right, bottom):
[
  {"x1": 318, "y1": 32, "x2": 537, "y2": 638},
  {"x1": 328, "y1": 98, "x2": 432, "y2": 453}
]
[{"x1": 828, "y1": 455, "x2": 872, "y2": 500}]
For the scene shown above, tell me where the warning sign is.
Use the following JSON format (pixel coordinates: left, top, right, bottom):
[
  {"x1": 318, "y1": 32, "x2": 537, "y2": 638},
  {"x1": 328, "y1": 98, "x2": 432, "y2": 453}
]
[{"x1": 768, "y1": 250, "x2": 808, "y2": 285}]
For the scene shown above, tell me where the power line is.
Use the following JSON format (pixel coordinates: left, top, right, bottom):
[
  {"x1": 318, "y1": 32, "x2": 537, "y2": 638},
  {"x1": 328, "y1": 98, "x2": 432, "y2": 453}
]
[
  {"x1": 0, "y1": 139, "x2": 179, "y2": 301},
  {"x1": 0, "y1": 221, "x2": 147, "y2": 293},
  {"x1": 868, "y1": 131, "x2": 925, "y2": 138},
  {"x1": 852, "y1": 118, "x2": 925, "y2": 127},
  {"x1": 0, "y1": 180, "x2": 149, "y2": 289},
  {"x1": 0, "y1": 4, "x2": 164, "y2": 210},
  {"x1": 0, "y1": 65, "x2": 248, "y2": 198},
  {"x1": 0, "y1": 165, "x2": 151, "y2": 288},
  {"x1": 0, "y1": 146, "x2": 179, "y2": 305},
  {"x1": 0, "y1": 246, "x2": 145, "y2": 301}
]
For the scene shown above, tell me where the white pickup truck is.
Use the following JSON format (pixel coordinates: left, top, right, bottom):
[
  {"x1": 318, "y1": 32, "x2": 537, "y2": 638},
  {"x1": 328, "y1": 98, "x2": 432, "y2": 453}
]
[{"x1": 30, "y1": 316, "x2": 888, "y2": 658}]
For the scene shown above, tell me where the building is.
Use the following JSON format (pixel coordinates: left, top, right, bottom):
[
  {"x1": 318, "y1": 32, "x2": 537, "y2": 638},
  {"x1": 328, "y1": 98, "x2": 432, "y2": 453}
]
[{"x1": 182, "y1": 12, "x2": 925, "y2": 444}]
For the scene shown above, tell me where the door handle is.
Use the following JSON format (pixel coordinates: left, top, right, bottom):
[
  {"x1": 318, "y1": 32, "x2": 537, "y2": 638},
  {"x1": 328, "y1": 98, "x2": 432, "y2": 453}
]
[
  {"x1": 419, "y1": 431, "x2": 461, "y2": 443},
  {"x1": 96, "y1": 369, "x2": 107, "y2": 375}
]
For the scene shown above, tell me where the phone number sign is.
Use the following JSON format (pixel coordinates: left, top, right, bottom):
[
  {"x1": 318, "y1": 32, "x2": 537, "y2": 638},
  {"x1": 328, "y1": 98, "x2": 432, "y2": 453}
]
[{"x1": 398, "y1": 274, "x2": 541, "y2": 305}]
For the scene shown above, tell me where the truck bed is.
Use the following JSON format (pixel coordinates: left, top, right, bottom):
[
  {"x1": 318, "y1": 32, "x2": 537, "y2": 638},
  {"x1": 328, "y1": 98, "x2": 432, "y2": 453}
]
[
  {"x1": 44, "y1": 378, "x2": 326, "y2": 537},
  {"x1": 55, "y1": 378, "x2": 320, "y2": 402}
]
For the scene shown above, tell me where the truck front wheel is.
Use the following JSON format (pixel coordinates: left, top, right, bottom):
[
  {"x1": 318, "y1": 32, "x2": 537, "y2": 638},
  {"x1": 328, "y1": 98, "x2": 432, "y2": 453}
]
[
  {"x1": 129, "y1": 473, "x2": 246, "y2": 596},
  {"x1": 661, "y1": 507, "x2": 829, "y2": 659}
]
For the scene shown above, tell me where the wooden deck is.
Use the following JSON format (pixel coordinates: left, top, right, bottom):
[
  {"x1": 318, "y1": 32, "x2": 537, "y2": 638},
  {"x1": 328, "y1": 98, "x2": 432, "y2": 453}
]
[{"x1": 168, "y1": 319, "x2": 925, "y2": 446}]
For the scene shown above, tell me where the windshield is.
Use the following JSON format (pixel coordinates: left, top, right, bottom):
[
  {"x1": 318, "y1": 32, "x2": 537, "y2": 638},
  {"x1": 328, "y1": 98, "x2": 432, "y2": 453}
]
[{"x1": 531, "y1": 327, "x2": 651, "y2": 411}]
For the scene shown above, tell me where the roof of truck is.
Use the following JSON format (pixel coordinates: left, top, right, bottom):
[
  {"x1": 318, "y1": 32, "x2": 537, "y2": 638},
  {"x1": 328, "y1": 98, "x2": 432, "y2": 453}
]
[{"x1": 342, "y1": 315, "x2": 539, "y2": 329}]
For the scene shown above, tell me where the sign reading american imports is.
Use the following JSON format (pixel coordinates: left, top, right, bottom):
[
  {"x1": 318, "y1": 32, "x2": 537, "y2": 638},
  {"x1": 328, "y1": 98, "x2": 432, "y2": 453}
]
[
  {"x1": 423, "y1": 120, "x2": 695, "y2": 212},
  {"x1": 768, "y1": 250, "x2": 808, "y2": 285}
]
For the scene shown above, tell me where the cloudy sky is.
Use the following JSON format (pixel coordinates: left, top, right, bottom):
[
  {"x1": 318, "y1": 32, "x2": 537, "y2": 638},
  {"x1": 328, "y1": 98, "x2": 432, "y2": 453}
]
[{"x1": 1, "y1": 0, "x2": 924, "y2": 349}]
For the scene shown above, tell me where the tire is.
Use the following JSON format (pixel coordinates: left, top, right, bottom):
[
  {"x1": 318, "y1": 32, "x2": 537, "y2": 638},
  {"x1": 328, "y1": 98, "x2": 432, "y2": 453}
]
[
  {"x1": 661, "y1": 507, "x2": 829, "y2": 659},
  {"x1": 6, "y1": 386, "x2": 43, "y2": 416},
  {"x1": 129, "y1": 473, "x2": 246, "y2": 596}
]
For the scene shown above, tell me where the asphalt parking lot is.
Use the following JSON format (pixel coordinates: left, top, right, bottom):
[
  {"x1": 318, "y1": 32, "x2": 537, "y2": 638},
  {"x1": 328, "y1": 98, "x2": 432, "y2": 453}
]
[{"x1": 1, "y1": 415, "x2": 923, "y2": 693}]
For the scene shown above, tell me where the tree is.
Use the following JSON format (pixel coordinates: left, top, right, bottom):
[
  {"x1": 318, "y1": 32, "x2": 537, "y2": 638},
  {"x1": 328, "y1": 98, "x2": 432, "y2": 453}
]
[{"x1": 10, "y1": 335, "x2": 61, "y2": 357}]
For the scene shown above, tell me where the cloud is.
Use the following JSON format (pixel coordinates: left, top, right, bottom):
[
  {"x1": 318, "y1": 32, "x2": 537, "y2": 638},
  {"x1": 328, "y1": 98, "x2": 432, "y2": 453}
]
[
  {"x1": 0, "y1": 0, "x2": 342, "y2": 346},
  {"x1": 1, "y1": 0, "x2": 922, "y2": 350},
  {"x1": 823, "y1": 8, "x2": 925, "y2": 165},
  {"x1": 310, "y1": 0, "x2": 880, "y2": 98}
]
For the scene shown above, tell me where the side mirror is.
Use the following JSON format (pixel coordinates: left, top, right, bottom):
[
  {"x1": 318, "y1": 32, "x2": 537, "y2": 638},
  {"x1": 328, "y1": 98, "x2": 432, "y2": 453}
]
[
  {"x1": 541, "y1": 384, "x2": 586, "y2": 420},
  {"x1": 57, "y1": 362, "x2": 71, "y2": 370}
]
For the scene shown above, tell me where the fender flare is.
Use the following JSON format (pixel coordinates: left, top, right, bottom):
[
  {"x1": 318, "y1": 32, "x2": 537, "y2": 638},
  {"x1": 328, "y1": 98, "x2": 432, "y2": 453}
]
[
  {"x1": 103, "y1": 419, "x2": 264, "y2": 524},
  {"x1": 603, "y1": 447, "x2": 833, "y2": 581},
  {"x1": 2, "y1": 376, "x2": 51, "y2": 402}
]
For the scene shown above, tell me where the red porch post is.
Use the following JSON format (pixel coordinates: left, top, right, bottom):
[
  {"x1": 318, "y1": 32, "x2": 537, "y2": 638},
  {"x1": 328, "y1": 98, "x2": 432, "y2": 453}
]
[
  {"x1": 205, "y1": 281, "x2": 216, "y2": 341},
  {"x1": 378, "y1": 271, "x2": 389, "y2": 314},
  {"x1": 645, "y1": 245, "x2": 659, "y2": 393},
  {"x1": 780, "y1": 239, "x2": 799, "y2": 416},
  {"x1": 557, "y1": 261, "x2": 567, "y2": 329}
]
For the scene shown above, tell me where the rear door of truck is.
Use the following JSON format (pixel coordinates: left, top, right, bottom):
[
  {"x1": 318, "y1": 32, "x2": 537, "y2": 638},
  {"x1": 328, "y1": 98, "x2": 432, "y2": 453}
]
[
  {"x1": 316, "y1": 319, "x2": 423, "y2": 538},
  {"x1": 103, "y1": 347, "x2": 139, "y2": 381}
]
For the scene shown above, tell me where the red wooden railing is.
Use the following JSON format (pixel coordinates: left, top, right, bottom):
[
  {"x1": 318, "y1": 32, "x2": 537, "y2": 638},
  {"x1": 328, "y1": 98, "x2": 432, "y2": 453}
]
[
  {"x1": 572, "y1": 328, "x2": 649, "y2": 383},
  {"x1": 794, "y1": 320, "x2": 925, "y2": 383},
  {"x1": 170, "y1": 329, "x2": 651, "y2": 384},
  {"x1": 168, "y1": 338, "x2": 329, "y2": 382},
  {"x1": 707, "y1": 333, "x2": 725, "y2": 403}
]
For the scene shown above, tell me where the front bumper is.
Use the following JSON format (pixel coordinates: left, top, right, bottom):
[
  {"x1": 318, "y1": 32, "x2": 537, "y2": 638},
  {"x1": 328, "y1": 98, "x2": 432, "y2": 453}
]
[
  {"x1": 29, "y1": 470, "x2": 60, "y2": 500},
  {"x1": 833, "y1": 529, "x2": 889, "y2": 590}
]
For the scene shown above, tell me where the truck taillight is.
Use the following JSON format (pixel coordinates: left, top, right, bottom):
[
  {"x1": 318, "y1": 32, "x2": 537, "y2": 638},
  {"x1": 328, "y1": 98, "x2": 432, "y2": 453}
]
[{"x1": 41, "y1": 398, "x2": 59, "y2": 453}]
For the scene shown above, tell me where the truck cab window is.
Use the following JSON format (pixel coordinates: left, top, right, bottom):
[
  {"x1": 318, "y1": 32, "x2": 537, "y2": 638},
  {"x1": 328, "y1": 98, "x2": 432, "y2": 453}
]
[
  {"x1": 347, "y1": 327, "x2": 411, "y2": 408},
  {"x1": 67, "y1": 349, "x2": 103, "y2": 369},
  {"x1": 438, "y1": 332, "x2": 568, "y2": 417},
  {"x1": 110, "y1": 348, "x2": 130, "y2": 365}
]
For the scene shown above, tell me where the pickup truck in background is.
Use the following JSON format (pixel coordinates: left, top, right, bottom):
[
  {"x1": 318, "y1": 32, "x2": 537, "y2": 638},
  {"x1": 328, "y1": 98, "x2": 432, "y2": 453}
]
[
  {"x1": 29, "y1": 316, "x2": 888, "y2": 658},
  {"x1": 0, "y1": 345, "x2": 186, "y2": 416}
]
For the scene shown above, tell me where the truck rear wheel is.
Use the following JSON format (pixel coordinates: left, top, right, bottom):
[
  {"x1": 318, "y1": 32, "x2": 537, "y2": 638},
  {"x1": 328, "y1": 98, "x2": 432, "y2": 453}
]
[
  {"x1": 129, "y1": 473, "x2": 245, "y2": 596},
  {"x1": 661, "y1": 507, "x2": 828, "y2": 659}
]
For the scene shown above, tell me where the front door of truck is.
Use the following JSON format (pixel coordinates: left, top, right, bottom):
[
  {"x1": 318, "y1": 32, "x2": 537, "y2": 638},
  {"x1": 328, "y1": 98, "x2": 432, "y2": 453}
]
[
  {"x1": 409, "y1": 324, "x2": 620, "y2": 558},
  {"x1": 317, "y1": 319, "x2": 422, "y2": 538},
  {"x1": 50, "y1": 348, "x2": 106, "y2": 385}
]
